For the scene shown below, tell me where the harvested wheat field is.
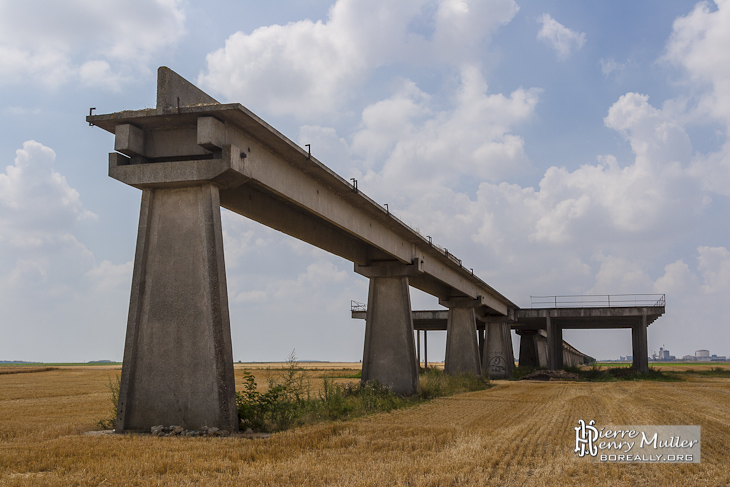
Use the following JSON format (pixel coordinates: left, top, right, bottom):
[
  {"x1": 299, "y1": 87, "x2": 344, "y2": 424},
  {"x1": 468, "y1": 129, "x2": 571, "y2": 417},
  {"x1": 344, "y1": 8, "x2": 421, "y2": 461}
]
[{"x1": 1, "y1": 365, "x2": 729, "y2": 486}]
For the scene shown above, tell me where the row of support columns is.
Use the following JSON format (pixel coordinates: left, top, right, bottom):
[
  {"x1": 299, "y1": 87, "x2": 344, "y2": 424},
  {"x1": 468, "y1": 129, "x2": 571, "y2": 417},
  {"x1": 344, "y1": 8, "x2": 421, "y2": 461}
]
[
  {"x1": 517, "y1": 314, "x2": 650, "y2": 374},
  {"x1": 415, "y1": 323, "x2": 516, "y2": 379},
  {"x1": 356, "y1": 262, "x2": 516, "y2": 395},
  {"x1": 107, "y1": 68, "x2": 656, "y2": 435}
]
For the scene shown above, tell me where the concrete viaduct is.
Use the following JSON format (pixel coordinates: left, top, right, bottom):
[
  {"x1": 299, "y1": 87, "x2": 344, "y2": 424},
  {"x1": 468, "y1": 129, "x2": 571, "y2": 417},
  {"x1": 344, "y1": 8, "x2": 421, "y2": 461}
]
[
  {"x1": 353, "y1": 294, "x2": 665, "y2": 376},
  {"x1": 88, "y1": 68, "x2": 665, "y2": 434}
]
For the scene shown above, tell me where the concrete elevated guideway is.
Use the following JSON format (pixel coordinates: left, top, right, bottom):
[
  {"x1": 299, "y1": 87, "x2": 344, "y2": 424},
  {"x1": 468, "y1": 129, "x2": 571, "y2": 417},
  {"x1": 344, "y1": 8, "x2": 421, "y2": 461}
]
[
  {"x1": 351, "y1": 307, "x2": 518, "y2": 379},
  {"x1": 352, "y1": 308, "x2": 595, "y2": 377},
  {"x1": 515, "y1": 299, "x2": 665, "y2": 374},
  {"x1": 88, "y1": 67, "x2": 518, "y2": 432},
  {"x1": 356, "y1": 294, "x2": 664, "y2": 378}
]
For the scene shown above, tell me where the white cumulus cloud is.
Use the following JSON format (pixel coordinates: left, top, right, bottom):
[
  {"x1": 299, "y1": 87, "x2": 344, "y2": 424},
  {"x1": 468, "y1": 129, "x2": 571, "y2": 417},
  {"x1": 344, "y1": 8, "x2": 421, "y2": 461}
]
[
  {"x1": 0, "y1": 0, "x2": 185, "y2": 89},
  {"x1": 354, "y1": 66, "x2": 539, "y2": 196},
  {"x1": 198, "y1": 0, "x2": 518, "y2": 118},
  {"x1": 663, "y1": 0, "x2": 730, "y2": 195},
  {"x1": 537, "y1": 13, "x2": 586, "y2": 60},
  {"x1": 0, "y1": 141, "x2": 131, "y2": 361}
]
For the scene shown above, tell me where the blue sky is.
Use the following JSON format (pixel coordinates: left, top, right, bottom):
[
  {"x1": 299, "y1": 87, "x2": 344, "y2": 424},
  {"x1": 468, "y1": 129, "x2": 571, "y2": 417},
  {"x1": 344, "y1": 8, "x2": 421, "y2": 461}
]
[{"x1": 1, "y1": 0, "x2": 728, "y2": 363}]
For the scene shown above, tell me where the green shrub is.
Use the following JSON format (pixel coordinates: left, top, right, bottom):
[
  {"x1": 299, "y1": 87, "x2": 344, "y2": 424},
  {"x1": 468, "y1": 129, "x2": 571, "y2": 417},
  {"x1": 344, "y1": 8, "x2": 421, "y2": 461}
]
[
  {"x1": 97, "y1": 374, "x2": 120, "y2": 430},
  {"x1": 236, "y1": 351, "x2": 310, "y2": 432},
  {"x1": 511, "y1": 366, "x2": 537, "y2": 380}
]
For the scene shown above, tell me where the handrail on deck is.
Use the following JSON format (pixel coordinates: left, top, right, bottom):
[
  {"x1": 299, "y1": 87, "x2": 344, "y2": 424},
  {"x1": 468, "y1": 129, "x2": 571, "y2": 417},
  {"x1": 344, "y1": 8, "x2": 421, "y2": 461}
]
[{"x1": 530, "y1": 294, "x2": 666, "y2": 309}]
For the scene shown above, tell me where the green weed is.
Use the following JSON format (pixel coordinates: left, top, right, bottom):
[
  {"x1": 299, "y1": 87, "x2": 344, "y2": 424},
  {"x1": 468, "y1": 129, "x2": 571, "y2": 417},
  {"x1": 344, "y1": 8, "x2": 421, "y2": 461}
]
[{"x1": 97, "y1": 374, "x2": 120, "y2": 430}]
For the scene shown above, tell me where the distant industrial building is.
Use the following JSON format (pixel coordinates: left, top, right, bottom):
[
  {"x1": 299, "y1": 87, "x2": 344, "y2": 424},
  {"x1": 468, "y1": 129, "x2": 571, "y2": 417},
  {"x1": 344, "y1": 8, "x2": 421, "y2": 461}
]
[
  {"x1": 651, "y1": 346, "x2": 675, "y2": 362},
  {"x1": 678, "y1": 350, "x2": 727, "y2": 361}
]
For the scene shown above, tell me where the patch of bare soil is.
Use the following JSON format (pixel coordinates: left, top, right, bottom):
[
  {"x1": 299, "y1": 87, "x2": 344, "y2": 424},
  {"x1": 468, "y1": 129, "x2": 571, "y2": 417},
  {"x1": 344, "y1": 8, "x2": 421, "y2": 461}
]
[{"x1": 519, "y1": 369, "x2": 580, "y2": 381}]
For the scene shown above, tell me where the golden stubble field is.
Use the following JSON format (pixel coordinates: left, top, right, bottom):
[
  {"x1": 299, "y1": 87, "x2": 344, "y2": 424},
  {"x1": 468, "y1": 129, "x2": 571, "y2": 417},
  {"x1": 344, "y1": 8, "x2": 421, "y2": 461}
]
[{"x1": 1, "y1": 364, "x2": 729, "y2": 486}]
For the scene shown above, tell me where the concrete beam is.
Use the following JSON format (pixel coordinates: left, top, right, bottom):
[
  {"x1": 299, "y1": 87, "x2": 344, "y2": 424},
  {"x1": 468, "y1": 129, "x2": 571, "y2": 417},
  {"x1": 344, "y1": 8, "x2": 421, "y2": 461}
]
[
  {"x1": 89, "y1": 72, "x2": 518, "y2": 315},
  {"x1": 514, "y1": 306, "x2": 665, "y2": 329},
  {"x1": 355, "y1": 260, "x2": 423, "y2": 278},
  {"x1": 109, "y1": 145, "x2": 248, "y2": 190},
  {"x1": 116, "y1": 184, "x2": 237, "y2": 432},
  {"x1": 361, "y1": 264, "x2": 419, "y2": 395}
]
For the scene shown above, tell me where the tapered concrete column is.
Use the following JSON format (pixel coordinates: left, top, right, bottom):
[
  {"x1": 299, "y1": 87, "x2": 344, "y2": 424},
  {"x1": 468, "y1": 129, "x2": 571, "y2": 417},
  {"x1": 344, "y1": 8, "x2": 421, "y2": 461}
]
[
  {"x1": 356, "y1": 262, "x2": 420, "y2": 395},
  {"x1": 478, "y1": 327, "x2": 485, "y2": 358},
  {"x1": 547, "y1": 316, "x2": 563, "y2": 370},
  {"x1": 536, "y1": 331, "x2": 549, "y2": 367},
  {"x1": 424, "y1": 330, "x2": 428, "y2": 368},
  {"x1": 117, "y1": 184, "x2": 238, "y2": 432},
  {"x1": 517, "y1": 330, "x2": 539, "y2": 368},
  {"x1": 440, "y1": 298, "x2": 482, "y2": 376},
  {"x1": 632, "y1": 312, "x2": 649, "y2": 373},
  {"x1": 482, "y1": 321, "x2": 515, "y2": 379}
]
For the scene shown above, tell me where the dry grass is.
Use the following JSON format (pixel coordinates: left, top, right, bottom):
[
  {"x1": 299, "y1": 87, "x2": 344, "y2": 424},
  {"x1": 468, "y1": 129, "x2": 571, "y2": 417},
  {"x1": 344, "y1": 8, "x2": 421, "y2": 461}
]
[{"x1": 1, "y1": 364, "x2": 729, "y2": 486}]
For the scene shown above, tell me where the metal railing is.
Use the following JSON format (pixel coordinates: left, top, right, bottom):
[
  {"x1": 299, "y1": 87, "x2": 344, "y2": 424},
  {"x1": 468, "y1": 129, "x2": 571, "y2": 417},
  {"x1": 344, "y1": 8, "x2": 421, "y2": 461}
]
[
  {"x1": 530, "y1": 294, "x2": 666, "y2": 309},
  {"x1": 351, "y1": 300, "x2": 367, "y2": 312}
]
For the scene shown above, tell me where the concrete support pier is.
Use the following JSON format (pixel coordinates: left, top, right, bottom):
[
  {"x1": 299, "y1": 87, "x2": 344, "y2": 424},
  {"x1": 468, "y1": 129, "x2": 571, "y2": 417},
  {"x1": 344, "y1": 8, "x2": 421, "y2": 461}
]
[
  {"x1": 110, "y1": 68, "x2": 243, "y2": 433},
  {"x1": 547, "y1": 316, "x2": 563, "y2": 370},
  {"x1": 632, "y1": 312, "x2": 649, "y2": 373},
  {"x1": 442, "y1": 299, "x2": 482, "y2": 376},
  {"x1": 356, "y1": 262, "x2": 420, "y2": 395},
  {"x1": 483, "y1": 321, "x2": 515, "y2": 379},
  {"x1": 517, "y1": 330, "x2": 539, "y2": 368},
  {"x1": 117, "y1": 184, "x2": 238, "y2": 432}
]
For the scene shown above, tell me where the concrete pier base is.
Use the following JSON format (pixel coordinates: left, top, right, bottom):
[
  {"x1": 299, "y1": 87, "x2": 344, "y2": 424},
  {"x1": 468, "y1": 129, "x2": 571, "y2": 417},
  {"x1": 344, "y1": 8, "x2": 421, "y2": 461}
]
[
  {"x1": 116, "y1": 184, "x2": 238, "y2": 432},
  {"x1": 443, "y1": 306, "x2": 482, "y2": 376},
  {"x1": 357, "y1": 263, "x2": 419, "y2": 395},
  {"x1": 483, "y1": 321, "x2": 515, "y2": 379}
]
